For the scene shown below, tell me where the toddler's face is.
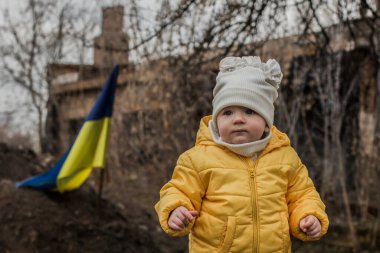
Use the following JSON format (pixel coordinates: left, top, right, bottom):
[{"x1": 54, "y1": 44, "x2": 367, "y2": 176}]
[{"x1": 216, "y1": 106, "x2": 266, "y2": 144}]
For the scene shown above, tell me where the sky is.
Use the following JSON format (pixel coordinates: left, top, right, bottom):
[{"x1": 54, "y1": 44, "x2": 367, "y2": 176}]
[{"x1": 0, "y1": 1, "x2": 26, "y2": 130}]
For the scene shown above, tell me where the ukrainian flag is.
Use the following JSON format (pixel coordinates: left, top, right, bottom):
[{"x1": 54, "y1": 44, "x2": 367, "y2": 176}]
[{"x1": 16, "y1": 65, "x2": 120, "y2": 192}]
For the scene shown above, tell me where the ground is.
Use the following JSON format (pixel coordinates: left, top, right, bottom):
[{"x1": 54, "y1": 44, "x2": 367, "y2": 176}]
[
  {"x1": 0, "y1": 142, "x2": 377, "y2": 253},
  {"x1": 0, "y1": 142, "x2": 164, "y2": 253}
]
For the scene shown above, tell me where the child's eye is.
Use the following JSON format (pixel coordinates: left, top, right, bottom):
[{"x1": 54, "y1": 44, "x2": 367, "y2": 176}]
[
  {"x1": 245, "y1": 109, "x2": 255, "y2": 115},
  {"x1": 223, "y1": 110, "x2": 233, "y2": 116}
]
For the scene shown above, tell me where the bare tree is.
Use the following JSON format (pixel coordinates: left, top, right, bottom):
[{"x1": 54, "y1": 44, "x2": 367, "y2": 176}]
[{"x1": 0, "y1": 0, "x2": 96, "y2": 151}]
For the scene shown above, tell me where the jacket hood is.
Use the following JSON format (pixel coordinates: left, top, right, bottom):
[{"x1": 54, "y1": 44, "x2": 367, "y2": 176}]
[{"x1": 195, "y1": 115, "x2": 290, "y2": 155}]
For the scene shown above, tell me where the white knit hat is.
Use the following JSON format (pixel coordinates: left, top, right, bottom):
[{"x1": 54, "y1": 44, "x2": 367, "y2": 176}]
[{"x1": 212, "y1": 56, "x2": 283, "y2": 128}]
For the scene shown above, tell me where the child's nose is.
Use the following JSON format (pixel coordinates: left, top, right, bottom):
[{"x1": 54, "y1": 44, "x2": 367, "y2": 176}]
[{"x1": 233, "y1": 111, "x2": 245, "y2": 123}]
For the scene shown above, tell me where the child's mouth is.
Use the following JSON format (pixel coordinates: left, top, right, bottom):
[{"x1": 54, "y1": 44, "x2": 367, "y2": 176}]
[{"x1": 231, "y1": 130, "x2": 247, "y2": 134}]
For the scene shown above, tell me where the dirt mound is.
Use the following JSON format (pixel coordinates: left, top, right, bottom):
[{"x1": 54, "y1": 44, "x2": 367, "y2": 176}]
[
  {"x1": 0, "y1": 143, "x2": 41, "y2": 182},
  {"x1": 0, "y1": 142, "x2": 160, "y2": 253}
]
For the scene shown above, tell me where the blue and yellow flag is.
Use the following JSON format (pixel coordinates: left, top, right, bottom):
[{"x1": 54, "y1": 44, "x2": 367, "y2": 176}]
[{"x1": 16, "y1": 65, "x2": 120, "y2": 192}]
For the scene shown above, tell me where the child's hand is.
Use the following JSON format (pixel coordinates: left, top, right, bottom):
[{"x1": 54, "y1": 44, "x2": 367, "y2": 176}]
[
  {"x1": 168, "y1": 206, "x2": 199, "y2": 231},
  {"x1": 299, "y1": 215, "x2": 322, "y2": 238}
]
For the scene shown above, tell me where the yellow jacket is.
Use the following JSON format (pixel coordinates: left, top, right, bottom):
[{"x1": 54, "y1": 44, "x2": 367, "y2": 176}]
[{"x1": 155, "y1": 116, "x2": 329, "y2": 253}]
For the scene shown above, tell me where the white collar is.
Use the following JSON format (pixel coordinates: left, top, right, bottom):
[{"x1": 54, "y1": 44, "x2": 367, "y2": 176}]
[{"x1": 208, "y1": 120, "x2": 271, "y2": 158}]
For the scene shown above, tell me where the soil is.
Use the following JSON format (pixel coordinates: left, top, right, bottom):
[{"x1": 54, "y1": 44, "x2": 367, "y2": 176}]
[{"x1": 0, "y1": 142, "x2": 170, "y2": 253}]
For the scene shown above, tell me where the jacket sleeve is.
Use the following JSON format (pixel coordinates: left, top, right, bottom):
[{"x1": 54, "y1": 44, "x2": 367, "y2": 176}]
[
  {"x1": 286, "y1": 151, "x2": 329, "y2": 241},
  {"x1": 154, "y1": 151, "x2": 205, "y2": 237}
]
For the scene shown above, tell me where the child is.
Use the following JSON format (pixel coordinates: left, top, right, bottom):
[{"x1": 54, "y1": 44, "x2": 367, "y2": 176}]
[{"x1": 155, "y1": 56, "x2": 329, "y2": 253}]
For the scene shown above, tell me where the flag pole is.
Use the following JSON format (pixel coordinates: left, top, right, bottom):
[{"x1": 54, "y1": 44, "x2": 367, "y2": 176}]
[{"x1": 97, "y1": 167, "x2": 105, "y2": 207}]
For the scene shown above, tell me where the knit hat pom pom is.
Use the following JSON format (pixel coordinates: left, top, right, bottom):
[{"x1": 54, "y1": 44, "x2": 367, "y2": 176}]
[{"x1": 263, "y1": 59, "x2": 283, "y2": 89}]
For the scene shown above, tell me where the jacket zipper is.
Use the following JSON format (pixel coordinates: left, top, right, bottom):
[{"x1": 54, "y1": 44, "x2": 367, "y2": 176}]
[{"x1": 247, "y1": 158, "x2": 259, "y2": 253}]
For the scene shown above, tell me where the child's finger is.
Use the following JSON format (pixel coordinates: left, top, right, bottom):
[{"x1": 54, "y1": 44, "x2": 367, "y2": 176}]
[
  {"x1": 176, "y1": 210, "x2": 188, "y2": 223},
  {"x1": 304, "y1": 216, "x2": 314, "y2": 227},
  {"x1": 307, "y1": 229, "x2": 321, "y2": 238},
  {"x1": 303, "y1": 216, "x2": 315, "y2": 229},
  {"x1": 310, "y1": 224, "x2": 322, "y2": 233},
  {"x1": 307, "y1": 221, "x2": 318, "y2": 231},
  {"x1": 179, "y1": 208, "x2": 194, "y2": 221},
  {"x1": 168, "y1": 216, "x2": 184, "y2": 231},
  {"x1": 189, "y1": 210, "x2": 199, "y2": 217},
  {"x1": 307, "y1": 222, "x2": 321, "y2": 237},
  {"x1": 169, "y1": 221, "x2": 183, "y2": 231},
  {"x1": 173, "y1": 217, "x2": 185, "y2": 228},
  {"x1": 299, "y1": 219, "x2": 308, "y2": 231}
]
